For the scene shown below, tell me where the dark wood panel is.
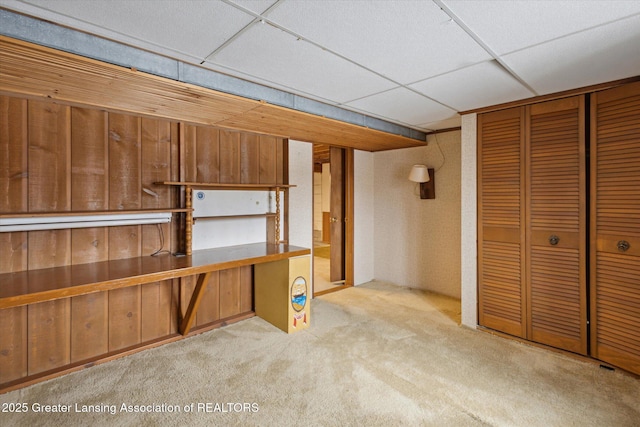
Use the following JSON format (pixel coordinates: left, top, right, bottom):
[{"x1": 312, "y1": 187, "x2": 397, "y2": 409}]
[
  {"x1": 71, "y1": 107, "x2": 108, "y2": 211},
  {"x1": 108, "y1": 286, "x2": 141, "y2": 351},
  {"x1": 28, "y1": 299, "x2": 70, "y2": 375},
  {"x1": 70, "y1": 293, "x2": 108, "y2": 363},
  {"x1": 109, "y1": 113, "x2": 141, "y2": 210},
  {"x1": 240, "y1": 133, "x2": 259, "y2": 184},
  {"x1": 0, "y1": 95, "x2": 28, "y2": 213},
  {"x1": 219, "y1": 130, "x2": 240, "y2": 184},
  {"x1": 28, "y1": 99, "x2": 71, "y2": 212},
  {"x1": 196, "y1": 271, "x2": 220, "y2": 325},
  {"x1": 219, "y1": 268, "x2": 240, "y2": 319},
  {"x1": 141, "y1": 117, "x2": 172, "y2": 209},
  {"x1": 195, "y1": 125, "x2": 220, "y2": 183},
  {"x1": 0, "y1": 306, "x2": 27, "y2": 384},
  {"x1": 141, "y1": 281, "x2": 173, "y2": 342},
  {"x1": 259, "y1": 135, "x2": 277, "y2": 185},
  {"x1": 240, "y1": 265, "x2": 253, "y2": 313}
]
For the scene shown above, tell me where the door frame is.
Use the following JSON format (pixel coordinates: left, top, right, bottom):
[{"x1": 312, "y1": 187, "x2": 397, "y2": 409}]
[{"x1": 312, "y1": 145, "x2": 354, "y2": 296}]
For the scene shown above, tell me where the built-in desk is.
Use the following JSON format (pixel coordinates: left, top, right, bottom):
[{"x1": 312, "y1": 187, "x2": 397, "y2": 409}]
[{"x1": 0, "y1": 243, "x2": 310, "y2": 335}]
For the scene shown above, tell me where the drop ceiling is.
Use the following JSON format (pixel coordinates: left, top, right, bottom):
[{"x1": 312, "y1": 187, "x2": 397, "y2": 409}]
[{"x1": 1, "y1": 0, "x2": 640, "y2": 134}]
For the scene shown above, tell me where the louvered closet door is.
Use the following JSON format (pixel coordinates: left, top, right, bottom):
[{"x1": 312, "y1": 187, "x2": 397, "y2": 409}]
[
  {"x1": 526, "y1": 96, "x2": 587, "y2": 355},
  {"x1": 478, "y1": 107, "x2": 526, "y2": 338},
  {"x1": 591, "y1": 81, "x2": 640, "y2": 375}
]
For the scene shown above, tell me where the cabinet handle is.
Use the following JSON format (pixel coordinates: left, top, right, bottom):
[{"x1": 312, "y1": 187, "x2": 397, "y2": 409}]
[
  {"x1": 549, "y1": 235, "x2": 560, "y2": 246},
  {"x1": 617, "y1": 240, "x2": 630, "y2": 252}
]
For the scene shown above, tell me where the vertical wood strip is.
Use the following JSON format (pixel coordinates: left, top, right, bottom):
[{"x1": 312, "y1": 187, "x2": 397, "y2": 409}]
[
  {"x1": 195, "y1": 126, "x2": 220, "y2": 183},
  {"x1": 28, "y1": 99, "x2": 71, "y2": 212},
  {"x1": 27, "y1": 299, "x2": 71, "y2": 375},
  {"x1": 240, "y1": 265, "x2": 253, "y2": 313},
  {"x1": 0, "y1": 96, "x2": 28, "y2": 270},
  {"x1": 259, "y1": 135, "x2": 277, "y2": 185},
  {"x1": 108, "y1": 113, "x2": 141, "y2": 210},
  {"x1": 108, "y1": 286, "x2": 141, "y2": 351},
  {"x1": 219, "y1": 268, "x2": 241, "y2": 319},
  {"x1": 141, "y1": 281, "x2": 173, "y2": 342},
  {"x1": 240, "y1": 133, "x2": 259, "y2": 184},
  {"x1": 195, "y1": 271, "x2": 220, "y2": 325},
  {"x1": 0, "y1": 307, "x2": 27, "y2": 384},
  {"x1": 70, "y1": 293, "x2": 108, "y2": 363},
  {"x1": 219, "y1": 130, "x2": 240, "y2": 183}
]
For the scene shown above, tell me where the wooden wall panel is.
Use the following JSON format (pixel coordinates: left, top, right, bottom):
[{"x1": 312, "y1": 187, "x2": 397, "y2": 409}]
[
  {"x1": 108, "y1": 286, "x2": 141, "y2": 351},
  {"x1": 220, "y1": 268, "x2": 241, "y2": 319},
  {"x1": 109, "y1": 113, "x2": 141, "y2": 210},
  {"x1": 219, "y1": 130, "x2": 240, "y2": 183},
  {"x1": 195, "y1": 271, "x2": 220, "y2": 326},
  {"x1": 141, "y1": 281, "x2": 173, "y2": 342},
  {"x1": 240, "y1": 266, "x2": 253, "y2": 313},
  {"x1": 0, "y1": 95, "x2": 28, "y2": 214},
  {"x1": 28, "y1": 299, "x2": 71, "y2": 375},
  {"x1": 28, "y1": 100, "x2": 71, "y2": 212},
  {"x1": 259, "y1": 135, "x2": 277, "y2": 185},
  {"x1": 195, "y1": 126, "x2": 220, "y2": 183},
  {"x1": 70, "y1": 293, "x2": 108, "y2": 363},
  {"x1": 0, "y1": 307, "x2": 27, "y2": 383},
  {"x1": 240, "y1": 133, "x2": 259, "y2": 184}
]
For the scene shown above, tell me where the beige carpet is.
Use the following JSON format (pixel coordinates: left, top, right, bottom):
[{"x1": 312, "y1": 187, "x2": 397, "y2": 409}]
[{"x1": 1, "y1": 281, "x2": 638, "y2": 426}]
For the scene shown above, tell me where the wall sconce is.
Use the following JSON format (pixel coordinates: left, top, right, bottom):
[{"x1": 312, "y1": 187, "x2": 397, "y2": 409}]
[{"x1": 408, "y1": 164, "x2": 435, "y2": 199}]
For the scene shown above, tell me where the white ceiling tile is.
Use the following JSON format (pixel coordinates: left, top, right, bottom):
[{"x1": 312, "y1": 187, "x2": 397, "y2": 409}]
[
  {"x1": 345, "y1": 87, "x2": 457, "y2": 127},
  {"x1": 410, "y1": 61, "x2": 535, "y2": 111},
  {"x1": 443, "y1": 0, "x2": 640, "y2": 55},
  {"x1": 265, "y1": 0, "x2": 491, "y2": 84},
  {"x1": 17, "y1": 0, "x2": 255, "y2": 59},
  {"x1": 209, "y1": 22, "x2": 397, "y2": 104},
  {"x1": 503, "y1": 14, "x2": 640, "y2": 95}
]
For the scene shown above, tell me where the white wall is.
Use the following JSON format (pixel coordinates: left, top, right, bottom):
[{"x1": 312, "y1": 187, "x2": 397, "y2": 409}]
[
  {"x1": 353, "y1": 150, "x2": 374, "y2": 285},
  {"x1": 373, "y1": 131, "x2": 462, "y2": 298},
  {"x1": 288, "y1": 140, "x2": 313, "y2": 252},
  {"x1": 460, "y1": 114, "x2": 478, "y2": 328}
]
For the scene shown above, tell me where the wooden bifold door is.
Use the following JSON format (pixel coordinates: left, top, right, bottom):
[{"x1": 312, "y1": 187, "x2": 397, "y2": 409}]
[
  {"x1": 479, "y1": 81, "x2": 640, "y2": 375},
  {"x1": 478, "y1": 96, "x2": 587, "y2": 355}
]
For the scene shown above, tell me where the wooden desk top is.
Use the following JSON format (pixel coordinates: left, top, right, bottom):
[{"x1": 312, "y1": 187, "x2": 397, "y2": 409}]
[{"x1": 0, "y1": 243, "x2": 310, "y2": 309}]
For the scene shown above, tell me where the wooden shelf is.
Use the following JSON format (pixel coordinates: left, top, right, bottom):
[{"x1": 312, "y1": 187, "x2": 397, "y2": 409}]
[
  {"x1": 0, "y1": 242, "x2": 310, "y2": 310},
  {"x1": 194, "y1": 213, "x2": 277, "y2": 220},
  {"x1": 156, "y1": 181, "x2": 295, "y2": 190},
  {"x1": 0, "y1": 208, "x2": 191, "y2": 219}
]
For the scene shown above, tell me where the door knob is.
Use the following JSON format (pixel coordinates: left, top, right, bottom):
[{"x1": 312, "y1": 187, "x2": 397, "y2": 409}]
[
  {"x1": 549, "y1": 235, "x2": 560, "y2": 246},
  {"x1": 330, "y1": 217, "x2": 339, "y2": 223},
  {"x1": 617, "y1": 240, "x2": 630, "y2": 252}
]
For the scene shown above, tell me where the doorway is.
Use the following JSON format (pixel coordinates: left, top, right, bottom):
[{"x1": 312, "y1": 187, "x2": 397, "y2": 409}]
[{"x1": 312, "y1": 144, "x2": 352, "y2": 296}]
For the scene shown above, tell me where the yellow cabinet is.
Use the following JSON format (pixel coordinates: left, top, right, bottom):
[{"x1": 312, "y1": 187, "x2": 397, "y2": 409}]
[{"x1": 255, "y1": 255, "x2": 310, "y2": 333}]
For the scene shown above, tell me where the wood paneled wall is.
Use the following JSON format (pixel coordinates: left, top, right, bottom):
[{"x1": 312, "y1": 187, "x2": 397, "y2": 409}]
[{"x1": 0, "y1": 94, "x2": 286, "y2": 386}]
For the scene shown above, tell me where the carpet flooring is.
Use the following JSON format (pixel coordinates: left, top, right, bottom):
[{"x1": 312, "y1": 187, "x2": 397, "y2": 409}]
[{"x1": 1, "y1": 281, "x2": 638, "y2": 426}]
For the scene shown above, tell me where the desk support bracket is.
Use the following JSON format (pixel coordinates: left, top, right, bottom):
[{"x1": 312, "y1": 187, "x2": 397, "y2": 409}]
[{"x1": 179, "y1": 271, "x2": 212, "y2": 335}]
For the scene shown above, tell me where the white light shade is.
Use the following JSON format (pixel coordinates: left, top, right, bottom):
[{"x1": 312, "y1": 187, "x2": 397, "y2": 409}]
[
  {"x1": 0, "y1": 212, "x2": 172, "y2": 233},
  {"x1": 408, "y1": 164, "x2": 430, "y2": 183}
]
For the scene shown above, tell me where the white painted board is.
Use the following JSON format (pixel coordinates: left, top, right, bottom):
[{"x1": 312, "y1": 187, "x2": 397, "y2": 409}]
[{"x1": 191, "y1": 189, "x2": 284, "y2": 250}]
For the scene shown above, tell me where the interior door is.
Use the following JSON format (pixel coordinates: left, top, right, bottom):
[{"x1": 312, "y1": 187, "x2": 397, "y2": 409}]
[
  {"x1": 477, "y1": 107, "x2": 527, "y2": 338},
  {"x1": 329, "y1": 146, "x2": 345, "y2": 283},
  {"x1": 591, "y1": 81, "x2": 640, "y2": 375},
  {"x1": 526, "y1": 96, "x2": 587, "y2": 355}
]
